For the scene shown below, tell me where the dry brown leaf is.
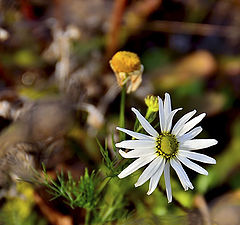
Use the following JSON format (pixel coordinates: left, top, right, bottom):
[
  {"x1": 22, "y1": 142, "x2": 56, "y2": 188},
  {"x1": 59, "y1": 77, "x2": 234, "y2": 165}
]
[
  {"x1": 154, "y1": 51, "x2": 216, "y2": 90},
  {"x1": 34, "y1": 192, "x2": 73, "y2": 225},
  {"x1": 210, "y1": 190, "x2": 240, "y2": 225}
]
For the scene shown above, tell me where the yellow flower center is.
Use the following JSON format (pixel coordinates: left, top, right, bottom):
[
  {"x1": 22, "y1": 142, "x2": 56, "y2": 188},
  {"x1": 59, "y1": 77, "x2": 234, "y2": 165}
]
[
  {"x1": 110, "y1": 51, "x2": 141, "y2": 73},
  {"x1": 156, "y1": 133, "x2": 179, "y2": 159}
]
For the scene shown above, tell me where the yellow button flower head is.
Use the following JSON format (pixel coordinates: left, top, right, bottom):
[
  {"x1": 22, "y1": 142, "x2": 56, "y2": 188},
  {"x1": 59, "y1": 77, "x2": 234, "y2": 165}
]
[
  {"x1": 145, "y1": 95, "x2": 159, "y2": 112},
  {"x1": 110, "y1": 51, "x2": 141, "y2": 73},
  {"x1": 110, "y1": 51, "x2": 144, "y2": 93}
]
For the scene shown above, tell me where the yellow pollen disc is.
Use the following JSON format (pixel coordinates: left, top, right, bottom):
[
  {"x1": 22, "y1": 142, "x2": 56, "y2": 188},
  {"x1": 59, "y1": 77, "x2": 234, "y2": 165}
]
[
  {"x1": 110, "y1": 51, "x2": 141, "y2": 73},
  {"x1": 161, "y1": 136, "x2": 172, "y2": 155},
  {"x1": 156, "y1": 133, "x2": 179, "y2": 159}
]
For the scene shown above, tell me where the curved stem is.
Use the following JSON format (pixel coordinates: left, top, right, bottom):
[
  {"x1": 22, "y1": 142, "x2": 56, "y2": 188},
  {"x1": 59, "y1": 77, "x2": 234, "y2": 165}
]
[
  {"x1": 119, "y1": 85, "x2": 126, "y2": 141},
  {"x1": 84, "y1": 208, "x2": 91, "y2": 225}
]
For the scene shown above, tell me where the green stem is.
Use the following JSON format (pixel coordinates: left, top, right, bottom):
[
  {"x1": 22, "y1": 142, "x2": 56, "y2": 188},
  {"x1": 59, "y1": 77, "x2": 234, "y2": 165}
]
[
  {"x1": 145, "y1": 108, "x2": 152, "y2": 120},
  {"x1": 84, "y1": 208, "x2": 91, "y2": 225},
  {"x1": 101, "y1": 207, "x2": 114, "y2": 224},
  {"x1": 119, "y1": 85, "x2": 126, "y2": 141},
  {"x1": 97, "y1": 177, "x2": 111, "y2": 194}
]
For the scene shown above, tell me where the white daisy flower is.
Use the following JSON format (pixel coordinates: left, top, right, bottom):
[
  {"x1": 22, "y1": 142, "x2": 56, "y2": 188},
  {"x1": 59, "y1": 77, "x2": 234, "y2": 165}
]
[{"x1": 116, "y1": 93, "x2": 217, "y2": 203}]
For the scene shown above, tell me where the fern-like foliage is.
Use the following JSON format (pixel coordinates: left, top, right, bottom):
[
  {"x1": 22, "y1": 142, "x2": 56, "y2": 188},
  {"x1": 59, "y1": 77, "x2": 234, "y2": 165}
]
[{"x1": 42, "y1": 165, "x2": 99, "y2": 209}]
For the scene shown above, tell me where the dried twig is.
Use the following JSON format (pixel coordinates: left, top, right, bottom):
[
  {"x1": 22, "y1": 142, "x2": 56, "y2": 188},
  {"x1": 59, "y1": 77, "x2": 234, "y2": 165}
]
[
  {"x1": 129, "y1": 0, "x2": 162, "y2": 18},
  {"x1": 194, "y1": 195, "x2": 212, "y2": 225},
  {"x1": 145, "y1": 20, "x2": 240, "y2": 37},
  {"x1": 106, "y1": 0, "x2": 128, "y2": 59},
  {"x1": 19, "y1": 0, "x2": 35, "y2": 20}
]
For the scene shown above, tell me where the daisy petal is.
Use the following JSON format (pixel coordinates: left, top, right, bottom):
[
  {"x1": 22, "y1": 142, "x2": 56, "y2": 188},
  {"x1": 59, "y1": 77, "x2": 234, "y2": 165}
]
[
  {"x1": 116, "y1": 140, "x2": 155, "y2": 149},
  {"x1": 180, "y1": 139, "x2": 218, "y2": 150},
  {"x1": 170, "y1": 159, "x2": 193, "y2": 190},
  {"x1": 147, "y1": 158, "x2": 166, "y2": 195},
  {"x1": 177, "y1": 126, "x2": 203, "y2": 143},
  {"x1": 164, "y1": 93, "x2": 172, "y2": 119},
  {"x1": 158, "y1": 97, "x2": 165, "y2": 132},
  {"x1": 132, "y1": 108, "x2": 159, "y2": 137},
  {"x1": 165, "y1": 108, "x2": 182, "y2": 132},
  {"x1": 119, "y1": 149, "x2": 155, "y2": 158},
  {"x1": 135, "y1": 157, "x2": 163, "y2": 187},
  {"x1": 177, "y1": 113, "x2": 206, "y2": 137},
  {"x1": 172, "y1": 110, "x2": 197, "y2": 136},
  {"x1": 118, "y1": 154, "x2": 156, "y2": 178},
  {"x1": 170, "y1": 159, "x2": 188, "y2": 190},
  {"x1": 164, "y1": 161, "x2": 172, "y2": 203},
  {"x1": 116, "y1": 127, "x2": 153, "y2": 140},
  {"x1": 177, "y1": 155, "x2": 208, "y2": 175},
  {"x1": 178, "y1": 150, "x2": 216, "y2": 164}
]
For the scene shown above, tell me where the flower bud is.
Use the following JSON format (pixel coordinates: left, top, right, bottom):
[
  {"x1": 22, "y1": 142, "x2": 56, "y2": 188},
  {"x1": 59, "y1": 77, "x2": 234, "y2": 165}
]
[{"x1": 145, "y1": 95, "x2": 159, "y2": 112}]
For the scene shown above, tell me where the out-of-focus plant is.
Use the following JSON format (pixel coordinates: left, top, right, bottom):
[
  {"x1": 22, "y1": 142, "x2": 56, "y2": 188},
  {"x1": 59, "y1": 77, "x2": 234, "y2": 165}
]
[
  {"x1": 0, "y1": 183, "x2": 47, "y2": 225},
  {"x1": 197, "y1": 119, "x2": 240, "y2": 194}
]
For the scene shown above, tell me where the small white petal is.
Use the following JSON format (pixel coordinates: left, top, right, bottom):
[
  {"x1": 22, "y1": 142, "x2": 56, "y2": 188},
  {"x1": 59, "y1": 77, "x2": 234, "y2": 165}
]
[
  {"x1": 164, "y1": 161, "x2": 172, "y2": 203},
  {"x1": 158, "y1": 97, "x2": 165, "y2": 132},
  {"x1": 119, "y1": 149, "x2": 155, "y2": 158},
  {"x1": 116, "y1": 140, "x2": 155, "y2": 149},
  {"x1": 118, "y1": 154, "x2": 156, "y2": 178},
  {"x1": 116, "y1": 127, "x2": 153, "y2": 140},
  {"x1": 178, "y1": 150, "x2": 216, "y2": 164},
  {"x1": 177, "y1": 113, "x2": 206, "y2": 137},
  {"x1": 135, "y1": 157, "x2": 163, "y2": 187},
  {"x1": 177, "y1": 155, "x2": 208, "y2": 175},
  {"x1": 180, "y1": 139, "x2": 218, "y2": 150},
  {"x1": 147, "y1": 158, "x2": 166, "y2": 195},
  {"x1": 172, "y1": 110, "x2": 197, "y2": 136},
  {"x1": 164, "y1": 93, "x2": 172, "y2": 119},
  {"x1": 165, "y1": 108, "x2": 182, "y2": 132},
  {"x1": 170, "y1": 159, "x2": 187, "y2": 190},
  {"x1": 131, "y1": 108, "x2": 159, "y2": 137},
  {"x1": 177, "y1": 126, "x2": 203, "y2": 143},
  {"x1": 170, "y1": 159, "x2": 193, "y2": 190}
]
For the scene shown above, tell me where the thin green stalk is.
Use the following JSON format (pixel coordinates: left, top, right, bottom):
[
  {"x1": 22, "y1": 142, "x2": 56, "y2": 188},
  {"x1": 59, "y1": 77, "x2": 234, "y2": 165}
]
[
  {"x1": 97, "y1": 177, "x2": 111, "y2": 194},
  {"x1": 101, "y1": 207, "x2": 114, "y2": 224},
  {"x1": 145, "y1": 108, "x2": 152, "y2": 120},
  {"x1": 85, "y1": 208, "x2": 91, "y2": 225},
  {"x1": 119, "y1": 85, "x2": 126, "y2": 141}
]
